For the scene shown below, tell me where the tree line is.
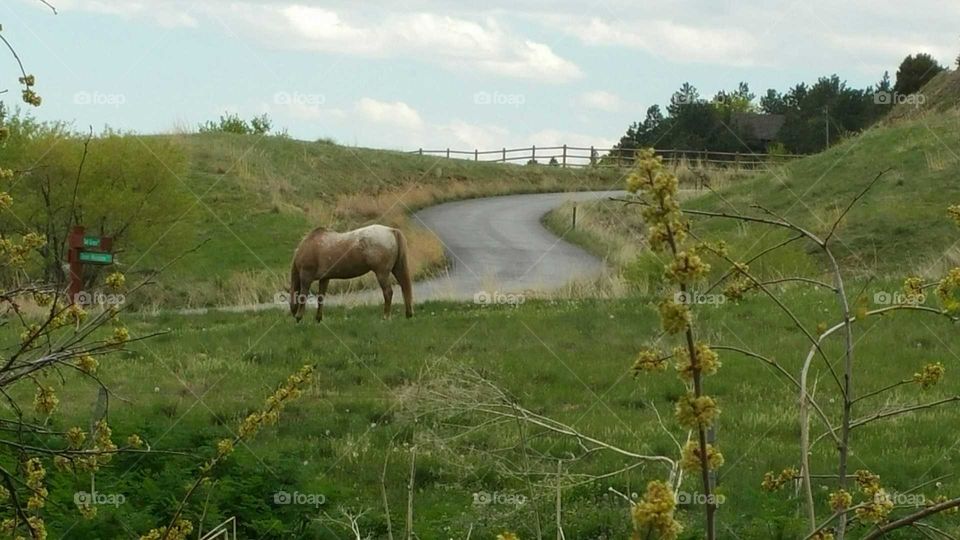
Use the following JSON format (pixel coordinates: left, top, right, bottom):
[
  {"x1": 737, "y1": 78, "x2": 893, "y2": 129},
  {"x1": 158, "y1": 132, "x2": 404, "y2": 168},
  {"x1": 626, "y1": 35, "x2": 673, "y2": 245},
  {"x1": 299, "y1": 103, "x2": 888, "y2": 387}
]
[{"x1": 612, "y1": 52, "x2": 948, "y2": 158}]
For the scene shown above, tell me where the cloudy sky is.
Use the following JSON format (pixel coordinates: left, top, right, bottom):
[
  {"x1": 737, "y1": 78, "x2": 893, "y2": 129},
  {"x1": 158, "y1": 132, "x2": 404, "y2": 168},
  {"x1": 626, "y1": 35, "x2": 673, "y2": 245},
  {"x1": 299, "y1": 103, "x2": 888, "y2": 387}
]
[{"x1": 4, "y1": 0, "x2": 958, "y2": 151}]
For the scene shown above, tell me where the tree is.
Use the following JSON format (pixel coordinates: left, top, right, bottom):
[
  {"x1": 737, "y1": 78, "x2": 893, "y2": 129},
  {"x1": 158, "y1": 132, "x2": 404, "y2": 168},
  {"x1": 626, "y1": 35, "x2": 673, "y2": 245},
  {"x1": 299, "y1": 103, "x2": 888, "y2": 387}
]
[{"x1": 893, "y1": 53, "x2": 944, "y2": 96}]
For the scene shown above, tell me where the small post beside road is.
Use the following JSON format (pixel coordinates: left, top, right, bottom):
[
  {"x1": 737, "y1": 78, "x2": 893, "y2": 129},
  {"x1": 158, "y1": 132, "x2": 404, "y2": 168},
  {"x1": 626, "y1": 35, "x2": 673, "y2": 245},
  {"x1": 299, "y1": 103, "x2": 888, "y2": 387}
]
[
  {"x1": 66, "y1": 225, "x2": 115, "y2": 305},
  {"x1": 562, "y1": 144, "x2": 567, "y2": 167},
  {"x1": 571, "y1": 205, "x2": 577, "y2": 230},
  {"x1": 474, "y1": 149, "x2": 478, "y2": 161},
  {"x1": 446, "y1": 148, "x2": 450, "y2": 159}
]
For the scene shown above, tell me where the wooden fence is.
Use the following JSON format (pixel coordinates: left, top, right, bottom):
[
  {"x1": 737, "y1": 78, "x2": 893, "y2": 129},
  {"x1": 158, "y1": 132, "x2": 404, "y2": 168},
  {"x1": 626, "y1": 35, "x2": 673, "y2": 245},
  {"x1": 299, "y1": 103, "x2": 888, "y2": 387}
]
[{"x1": 411, "y1": 145, "x2": 801, "y2": 168}]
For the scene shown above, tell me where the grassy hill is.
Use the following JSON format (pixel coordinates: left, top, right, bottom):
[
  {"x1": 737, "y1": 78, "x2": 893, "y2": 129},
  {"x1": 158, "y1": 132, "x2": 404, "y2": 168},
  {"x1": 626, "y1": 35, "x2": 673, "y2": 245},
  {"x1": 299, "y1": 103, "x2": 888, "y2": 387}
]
[
  {"x1": 547, "y1": 69, "x2": 960, "y2": 289},
  {"x1": 127, "y1": 134, "x2": 621, "y2": 307}
]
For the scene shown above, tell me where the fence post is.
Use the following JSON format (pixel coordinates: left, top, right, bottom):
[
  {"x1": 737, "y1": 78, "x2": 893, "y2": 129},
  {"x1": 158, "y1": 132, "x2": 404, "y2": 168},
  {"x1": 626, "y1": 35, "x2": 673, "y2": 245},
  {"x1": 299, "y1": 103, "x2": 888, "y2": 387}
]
[
  {"x1": 502, "y1": 148, "x2": 506, "y2": 162},
  {"x1": 590, "y1": 146, "x2": 595, "y2": 167},
  {"x1": 562, "y1": 144, "x2": 567, "y2": 167},
  {"x1": 572, "y1": 205, "x2": 577, "y2": 230},
  {"x1": 531, "y1": 145, "x2": 536, "y2": 163},
  {"x1": 446, "y1": 148, "x2": 450, "y2": 159},
  {"x1": 474, "y1": 149, "x2": 478, "y2": 161},
  {"x1": 418, "y1": 148, "x2": 423, "y2": 156}
]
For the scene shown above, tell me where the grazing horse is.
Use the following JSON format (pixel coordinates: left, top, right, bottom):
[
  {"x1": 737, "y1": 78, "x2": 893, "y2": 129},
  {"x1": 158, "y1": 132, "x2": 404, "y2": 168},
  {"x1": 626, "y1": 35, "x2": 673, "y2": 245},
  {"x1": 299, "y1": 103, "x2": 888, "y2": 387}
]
[{"x1": 289, "y1": 224, "x2": 413, "y2": 321}]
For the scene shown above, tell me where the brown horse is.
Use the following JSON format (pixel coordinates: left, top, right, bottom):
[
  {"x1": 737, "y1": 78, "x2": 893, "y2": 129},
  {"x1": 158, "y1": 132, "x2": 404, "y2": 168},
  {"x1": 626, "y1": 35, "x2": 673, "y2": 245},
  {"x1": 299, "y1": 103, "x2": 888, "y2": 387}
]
[{"x1": 289, "y1": 224, "x2": 413, "y2": 321}]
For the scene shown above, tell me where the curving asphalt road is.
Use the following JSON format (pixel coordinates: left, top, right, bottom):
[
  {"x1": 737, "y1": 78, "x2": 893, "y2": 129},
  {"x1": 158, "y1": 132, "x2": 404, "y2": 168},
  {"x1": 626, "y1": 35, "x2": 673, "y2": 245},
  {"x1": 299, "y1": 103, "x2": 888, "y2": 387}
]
[{"x1": 410, "y1": 190, "x2": 624, "y2": 302}]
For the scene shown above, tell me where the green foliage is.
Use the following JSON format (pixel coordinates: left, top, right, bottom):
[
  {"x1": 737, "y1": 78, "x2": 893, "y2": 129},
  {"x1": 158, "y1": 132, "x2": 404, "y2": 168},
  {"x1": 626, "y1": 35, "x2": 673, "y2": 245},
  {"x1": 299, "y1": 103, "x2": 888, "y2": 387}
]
[
  {"x1": 0, "y1": 113, "x2": 194, "y2": 283},
  {"x1": 893, "y1": 52, "x2": 945, "y2": 96},
  {"x1": 199, "y1": 112, "x2": 273, "y2": 135}
]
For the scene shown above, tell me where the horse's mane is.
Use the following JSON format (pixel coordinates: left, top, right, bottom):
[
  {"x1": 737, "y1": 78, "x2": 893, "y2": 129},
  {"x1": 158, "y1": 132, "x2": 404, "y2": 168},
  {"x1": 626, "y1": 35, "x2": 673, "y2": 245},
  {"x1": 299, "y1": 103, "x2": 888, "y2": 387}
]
[{"x1": 305, "y1": 226, "x2": 329, "y2": 239}]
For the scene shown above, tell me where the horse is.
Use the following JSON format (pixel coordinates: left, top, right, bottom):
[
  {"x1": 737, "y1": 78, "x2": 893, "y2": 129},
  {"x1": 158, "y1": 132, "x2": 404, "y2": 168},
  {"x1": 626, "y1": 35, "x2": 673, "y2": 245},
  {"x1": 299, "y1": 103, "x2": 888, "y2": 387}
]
[{"x1": 289, "y1": 224, "x2": 413, "y2": 321}]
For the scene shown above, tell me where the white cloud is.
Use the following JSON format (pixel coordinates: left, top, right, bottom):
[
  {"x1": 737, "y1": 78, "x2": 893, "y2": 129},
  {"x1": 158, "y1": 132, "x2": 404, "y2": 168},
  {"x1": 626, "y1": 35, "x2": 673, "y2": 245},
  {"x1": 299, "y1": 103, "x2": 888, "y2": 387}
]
[
  {"x1": 437, "y1": 120, "x2": 510, "y2": 150},
  {"x1": 355, "y1": 98, "x2": 424, "y2": 130},
  {"x1": 227, "y1": 5, "x2": 581, "y2": 82},
  {"x1": 579, "y1": 90, "x2": 622, "y2": 112},
  {"x1": 553, "y1": 17, "x2": 764, "y2": 67}
]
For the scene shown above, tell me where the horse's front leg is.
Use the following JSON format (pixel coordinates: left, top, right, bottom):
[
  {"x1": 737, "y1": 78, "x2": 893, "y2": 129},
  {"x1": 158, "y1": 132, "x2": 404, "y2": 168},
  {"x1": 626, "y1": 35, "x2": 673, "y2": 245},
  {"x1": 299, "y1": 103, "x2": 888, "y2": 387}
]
[{"x1": 316, "y1": 279, "x2": 329, "y2": 322}]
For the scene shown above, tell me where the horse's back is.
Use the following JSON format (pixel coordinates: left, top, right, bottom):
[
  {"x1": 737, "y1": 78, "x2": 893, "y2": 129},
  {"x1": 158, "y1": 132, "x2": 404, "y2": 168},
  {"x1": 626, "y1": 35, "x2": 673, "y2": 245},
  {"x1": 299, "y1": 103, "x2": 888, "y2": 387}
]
[{"x1": 297, "y1": 224, "x2": 400, "y2": 279}]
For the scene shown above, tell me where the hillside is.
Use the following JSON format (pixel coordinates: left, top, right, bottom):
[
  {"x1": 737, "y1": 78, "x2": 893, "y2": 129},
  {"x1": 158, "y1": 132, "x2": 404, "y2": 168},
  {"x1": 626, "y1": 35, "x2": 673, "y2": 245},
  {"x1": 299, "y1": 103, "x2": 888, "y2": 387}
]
[
  {"x1": 132, "y1": 135, "x2": 621, "y2": 307},
  {"x1": 549, "y1": 70, "x2": 960, "y2": 288}
]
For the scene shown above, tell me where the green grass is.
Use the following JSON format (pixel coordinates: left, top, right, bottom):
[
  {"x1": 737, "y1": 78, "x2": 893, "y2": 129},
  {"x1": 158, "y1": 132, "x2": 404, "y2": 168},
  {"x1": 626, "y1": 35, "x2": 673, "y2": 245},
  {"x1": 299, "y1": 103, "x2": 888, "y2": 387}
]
[{"x1": 19, "y1": 292, "x2": 959, "y2": 539}]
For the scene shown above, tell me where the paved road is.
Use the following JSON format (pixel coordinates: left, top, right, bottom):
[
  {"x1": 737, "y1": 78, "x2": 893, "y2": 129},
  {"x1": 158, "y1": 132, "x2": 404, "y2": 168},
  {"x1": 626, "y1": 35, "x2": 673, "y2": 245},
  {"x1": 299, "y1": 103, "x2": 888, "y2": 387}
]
[
  {"x1": 411, "y1": 190, "x2": 624, "y2": 302},
  {"x1": 186, "y1": 189, "x2": 624, "y2": 314}
]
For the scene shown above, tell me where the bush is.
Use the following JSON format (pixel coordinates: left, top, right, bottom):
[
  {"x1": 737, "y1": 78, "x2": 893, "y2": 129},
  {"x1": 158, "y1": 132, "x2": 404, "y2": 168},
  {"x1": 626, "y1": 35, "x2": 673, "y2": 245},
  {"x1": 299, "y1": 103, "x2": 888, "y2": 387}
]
[{"x1": 199, "y1": 112, "x2": 273, "y2": 135}]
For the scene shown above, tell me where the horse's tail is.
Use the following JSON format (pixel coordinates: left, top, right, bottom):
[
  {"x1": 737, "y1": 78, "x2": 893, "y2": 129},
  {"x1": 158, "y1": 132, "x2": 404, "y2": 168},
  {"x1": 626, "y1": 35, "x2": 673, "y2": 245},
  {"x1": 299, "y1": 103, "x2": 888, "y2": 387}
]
[
  {"x1": 289, "y1": 258, "x2": 302, "y2": 318},
  {"x1": 391, "y1": 229, "x2": 414, "y2": 318}
]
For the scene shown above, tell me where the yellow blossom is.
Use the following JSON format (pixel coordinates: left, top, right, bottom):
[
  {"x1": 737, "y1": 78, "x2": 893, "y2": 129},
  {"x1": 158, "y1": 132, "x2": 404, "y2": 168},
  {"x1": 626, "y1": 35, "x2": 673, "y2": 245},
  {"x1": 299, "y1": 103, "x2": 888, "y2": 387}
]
[
  {"x1": 631, "y1": 480, "x2": 682, "y2": 540},
  {"x1": 829, "y1": 489, "x2": 852, "y2": 511},
  {"x1": 761, "y1": 468, "x2": 799, "y2": 492},
  {"x1": 105, "y1": 272, "x2": 126, "y2": 290},
  {"x1": 675, "y1": 392, "x2": 720, "y2": 428},
  {"x1": 937, "y1": 268, "x2": 960, "y2": 313},
  {"x1": 127, "y1": 434, "x2": 144, "y2": 449},
  {"x1": 855, "y1": 488, "x2": 894, "y2": 524},
  {"x1": 673, "y1": 342, "x2": 720, "y2": 380},
  {"x1": 680, "y1": 440, "x2": 724, "y2": 471},
  {"x1": 948, "y1": 204, "x2": 960, "y2": 227},
  {"x1": 666, "y1": 250, "x2": 711, "y2": 285},
  {"x1": 913, "y1": 362, "x2": 945, "y2": 389},
  {"x1": 76, "y1": 354, "x2": 98, "y2": 374},
  {"x1": 65, "y1": 427, "x2": 86, "y2": 449},
  {"x1": 34, "y1": 385, "x2": 59, "y2": 415},
  {"x1": 658, "y1": 299, "x2": 691, "y2": 335},
  {"x1": 633, "y1": 348, "x2": 668, "y2": 373}
]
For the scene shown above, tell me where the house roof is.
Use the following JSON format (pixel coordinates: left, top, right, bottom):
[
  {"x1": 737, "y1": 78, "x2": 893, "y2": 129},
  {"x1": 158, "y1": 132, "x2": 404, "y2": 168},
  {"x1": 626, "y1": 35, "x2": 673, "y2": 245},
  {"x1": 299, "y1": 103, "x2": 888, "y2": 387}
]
[{"x1": 731, "y1": 112, "x2": 786, "y2": 141}]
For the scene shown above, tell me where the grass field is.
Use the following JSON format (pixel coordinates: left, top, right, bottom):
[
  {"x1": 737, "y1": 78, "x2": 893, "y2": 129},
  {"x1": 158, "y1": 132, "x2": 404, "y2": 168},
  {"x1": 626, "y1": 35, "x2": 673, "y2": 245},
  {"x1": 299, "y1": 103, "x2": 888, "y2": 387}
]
[{"x1": 26, "y1": 292, "x2": 958, "y2": 539}]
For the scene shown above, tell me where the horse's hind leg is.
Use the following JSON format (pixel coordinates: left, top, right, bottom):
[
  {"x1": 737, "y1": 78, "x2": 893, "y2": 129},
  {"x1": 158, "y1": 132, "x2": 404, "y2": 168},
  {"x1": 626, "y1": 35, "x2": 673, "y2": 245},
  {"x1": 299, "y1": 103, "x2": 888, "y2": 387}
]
[
  {"x1": 315, "y1": 279, "x2": 329, "y2": 322},
  {"x1": 376, "y1": 272, "x2": 393, "y2": 319}
]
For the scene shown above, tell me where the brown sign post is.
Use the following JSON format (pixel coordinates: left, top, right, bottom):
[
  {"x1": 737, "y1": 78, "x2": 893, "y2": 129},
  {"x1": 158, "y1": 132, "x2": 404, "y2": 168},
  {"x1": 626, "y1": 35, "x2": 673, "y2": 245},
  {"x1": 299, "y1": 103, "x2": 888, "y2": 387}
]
[{"x1": 66, "y1": 225, "x2": 114, "y2": 305}]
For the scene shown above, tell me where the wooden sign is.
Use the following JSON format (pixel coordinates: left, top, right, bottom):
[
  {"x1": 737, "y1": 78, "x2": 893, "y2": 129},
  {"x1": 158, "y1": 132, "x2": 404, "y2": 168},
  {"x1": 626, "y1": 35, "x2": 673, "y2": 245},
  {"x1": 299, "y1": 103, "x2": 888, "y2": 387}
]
[{"x1": 66, "y1": 226, "x2": 114, "y2": 304}]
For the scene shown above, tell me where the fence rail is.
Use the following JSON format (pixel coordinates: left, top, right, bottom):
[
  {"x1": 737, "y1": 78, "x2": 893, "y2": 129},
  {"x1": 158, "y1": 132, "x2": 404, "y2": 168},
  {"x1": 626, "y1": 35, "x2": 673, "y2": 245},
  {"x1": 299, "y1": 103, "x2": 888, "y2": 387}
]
[{"x1": 411, "y1": 145, "x2": 802, "y2": 168}]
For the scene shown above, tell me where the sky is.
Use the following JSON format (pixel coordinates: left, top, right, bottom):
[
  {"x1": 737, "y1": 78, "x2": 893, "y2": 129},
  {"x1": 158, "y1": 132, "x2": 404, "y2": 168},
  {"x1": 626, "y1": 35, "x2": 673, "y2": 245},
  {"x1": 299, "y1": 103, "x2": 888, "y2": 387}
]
[{"x1": 3, "y1": 0, "x2": 959, "y2": 152}]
